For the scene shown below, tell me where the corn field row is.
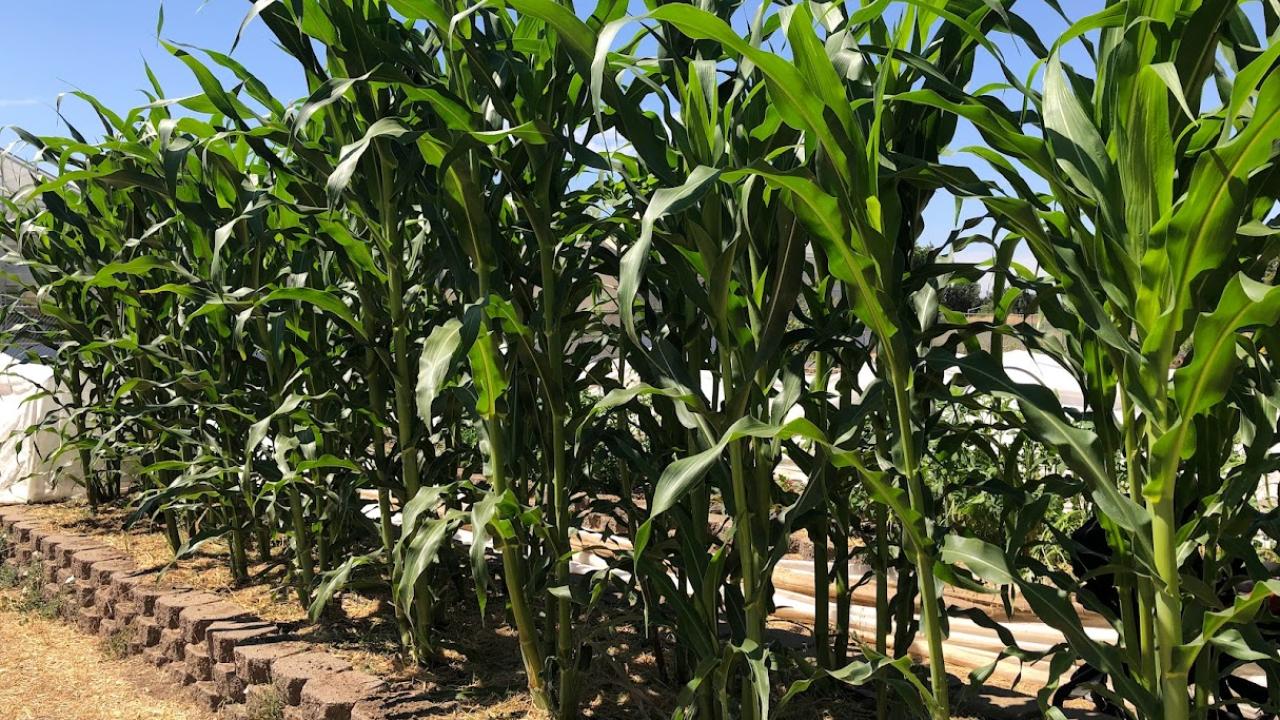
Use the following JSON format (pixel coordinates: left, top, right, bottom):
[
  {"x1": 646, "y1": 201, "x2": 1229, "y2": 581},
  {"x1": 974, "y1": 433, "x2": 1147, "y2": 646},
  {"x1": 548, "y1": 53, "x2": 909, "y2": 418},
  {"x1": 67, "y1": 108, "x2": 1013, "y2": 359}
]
[{"x1": 2, "y1": 1, "x2": 1279, "y2": 719}]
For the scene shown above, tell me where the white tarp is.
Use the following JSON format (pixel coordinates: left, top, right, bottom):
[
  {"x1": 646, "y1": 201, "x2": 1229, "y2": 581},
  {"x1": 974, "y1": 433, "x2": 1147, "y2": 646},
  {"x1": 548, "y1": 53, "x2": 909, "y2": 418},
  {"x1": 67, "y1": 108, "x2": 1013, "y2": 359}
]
[{"x1": 0, "y1": 355, "x2": 82, "y2": 503}]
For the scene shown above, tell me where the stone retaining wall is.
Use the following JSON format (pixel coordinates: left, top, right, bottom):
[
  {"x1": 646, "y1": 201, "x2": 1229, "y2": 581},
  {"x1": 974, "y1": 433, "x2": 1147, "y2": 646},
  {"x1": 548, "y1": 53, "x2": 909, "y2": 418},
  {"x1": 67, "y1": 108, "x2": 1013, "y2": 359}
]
[{"x1": 0, "y1": 506, "x2": 429, "y2": 720}]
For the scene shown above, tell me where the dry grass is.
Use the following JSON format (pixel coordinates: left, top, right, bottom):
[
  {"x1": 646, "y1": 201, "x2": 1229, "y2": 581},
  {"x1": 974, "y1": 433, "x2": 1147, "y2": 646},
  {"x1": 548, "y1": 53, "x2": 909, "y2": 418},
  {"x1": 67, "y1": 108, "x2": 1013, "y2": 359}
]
[{"x1": 0, "y1": 590, "x2": 217, "y2": 720}]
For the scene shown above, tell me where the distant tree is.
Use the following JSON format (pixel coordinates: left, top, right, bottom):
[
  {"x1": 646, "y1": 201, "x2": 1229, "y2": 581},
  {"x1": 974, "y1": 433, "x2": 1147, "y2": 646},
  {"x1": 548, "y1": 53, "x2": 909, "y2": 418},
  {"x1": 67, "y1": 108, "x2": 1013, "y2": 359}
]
[
  {"x1": 1009, "y1": 289, "x2": 1038, "y2": 316},
  {"x1": 939, "y1": 280, "x2": 985, "y2": 313}
]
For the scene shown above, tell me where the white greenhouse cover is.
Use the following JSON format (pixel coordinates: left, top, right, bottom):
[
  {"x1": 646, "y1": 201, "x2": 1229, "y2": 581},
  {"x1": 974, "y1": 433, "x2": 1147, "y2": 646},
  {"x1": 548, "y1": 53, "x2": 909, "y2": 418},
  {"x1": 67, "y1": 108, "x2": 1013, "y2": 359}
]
[{"x1": 0, "y1": 355, "x2": 82, "y2": 504}]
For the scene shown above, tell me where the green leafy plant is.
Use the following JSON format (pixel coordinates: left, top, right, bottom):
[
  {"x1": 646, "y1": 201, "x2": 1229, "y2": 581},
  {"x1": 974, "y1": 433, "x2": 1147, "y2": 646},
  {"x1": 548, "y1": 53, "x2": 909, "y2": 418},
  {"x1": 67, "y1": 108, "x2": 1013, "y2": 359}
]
[
  {"x1": 2, "y1": 2, "x2": 1277, "y2": 720},
  {"x1": 101, "y1": 628, "x2": 131, "y2": 660},
  {"x1": 244, "y1": 684, "x2": 285, "y2": 720},
  {"x1": 927, "y1": 4, "x2": 1280, "y2": 719}
]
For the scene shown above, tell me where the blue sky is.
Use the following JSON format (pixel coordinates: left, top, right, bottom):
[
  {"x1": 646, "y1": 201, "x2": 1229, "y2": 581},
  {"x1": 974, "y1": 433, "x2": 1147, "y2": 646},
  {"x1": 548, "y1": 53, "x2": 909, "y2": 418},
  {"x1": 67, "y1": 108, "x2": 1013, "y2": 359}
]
[
  {"x1": 0, "y1": 2, "x2": 307, "y2": 143},
  {"x1": 2, "y1": 1, "x2": 1094, "y2": 140},
  {"x1": 0, "y1": 1, "x2": 1099, "y2": 262}
]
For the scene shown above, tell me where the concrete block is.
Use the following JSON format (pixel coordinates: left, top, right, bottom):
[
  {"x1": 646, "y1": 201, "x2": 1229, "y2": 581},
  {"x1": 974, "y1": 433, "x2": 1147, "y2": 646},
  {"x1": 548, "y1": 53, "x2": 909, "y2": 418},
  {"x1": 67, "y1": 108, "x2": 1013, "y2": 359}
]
[
  {"x1": 206, "y1": 621, "x2": 279, "y2": 663},
  {"x1": 70, "y1": 547, "x2": 125, "y2": 580},
  {"x1": 234, "y1": 641, "x2": 307, "y2": 685},
  {"x1": 159, "y1": 627, "x2": 186, "y2": 662},
  {"x1": 178, "y1": 601, "x2": 252, "y2": 644},
  {"x1": 298, "y1": 670, "x2": 385, "y2": 720},
  {"x1": 188, "y1": 681, "x2": 224, "y2": 711},
  {"x1": 154, "y1": 591, "x2": 221, "y2": 629},
  {"x1": 213, "y1": 662, "x2": 247, "y2": 703},
  {"x1": 269, "y1": 651, "x2": 352, "y2": 705}
]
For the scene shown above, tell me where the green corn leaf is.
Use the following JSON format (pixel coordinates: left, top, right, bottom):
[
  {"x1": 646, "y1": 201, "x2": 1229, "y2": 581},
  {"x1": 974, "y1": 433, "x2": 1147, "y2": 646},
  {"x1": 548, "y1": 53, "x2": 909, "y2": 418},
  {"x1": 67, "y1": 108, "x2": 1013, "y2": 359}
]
[
  {"x1": 1017, "y1": 581, "x2": 1157, "y2": 716},
  {"x1": 1175, "y1": 580, "x2": 1280, "y2": 673},
  {"x1": 1208, "y1": 628, "x2": 1277, "y2": 664},
  {"x1": 84, "y1": 256, "x2": 169, "y2": 290},
  {"x1": 415, "y1": 318, "x2": 468, "y2": 430},
  {"x1": 618, "y1": 165, "x2": 720, "y2": 339},
  {"x1": 309, "y1": 553, "x2": 378, "y2": 622},
  {"x1": 1175, "y1": 274, "x2": 1280, "y2": 423},
  {"x1": 1146, "y1": 70, "x2": 1280, "y2": 354},
  {"x1": 1043, "y1": 54, "x2": 1114, "y2": 211},
  {"x1": 468, "y1": 325, "x2": 508, "y2": 421},
  {"x1": 941, "y1": 535, "x2": 1016, "y2": 586},
  {"x1": 394, "y1": 509, "x2": 463, "y2": 624},
  {"x1": 295, "y1": 73, "x2": 374, "y2": 132},
  {"x1": 468, "y1": 490, "x2": 500, "y2": 614},
  {"x1": 386, "y1": 0, "x2": 450, "y2": 27},
  {"x1": 327, "y1": 118, "x2": 413, "y2": 205},
  {"x1": 1150, "y1": 278, "x2": 1280, "y2": 500},
  {"x1": 261, "y1": 287, "x2": 365, "y2": 340},
  {"x1": 470, "y1": 121, "x2": 551, "y2": 146}
]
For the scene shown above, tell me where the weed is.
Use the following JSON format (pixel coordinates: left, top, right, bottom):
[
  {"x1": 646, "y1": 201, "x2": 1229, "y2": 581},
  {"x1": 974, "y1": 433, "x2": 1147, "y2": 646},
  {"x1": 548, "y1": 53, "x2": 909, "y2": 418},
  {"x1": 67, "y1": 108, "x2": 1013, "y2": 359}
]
[
  {"x1": 242, "y1": 685, "x2": 285, "y2": 720},
  {"x1": 101, "y1": 628, "x2": 131, "y2": 660},
  {"x1": 0, "y1": 543, "x2": 18, "y2": 589},
  {"x1": 1, "y1": 558, "x2": 67, "y2": 619}
]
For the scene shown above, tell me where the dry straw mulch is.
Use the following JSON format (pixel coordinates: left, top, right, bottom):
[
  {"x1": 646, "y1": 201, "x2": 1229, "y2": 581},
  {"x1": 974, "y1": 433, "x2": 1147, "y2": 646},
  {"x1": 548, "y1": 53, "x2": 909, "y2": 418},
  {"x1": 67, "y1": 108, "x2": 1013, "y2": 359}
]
[{"x1": 0, "y1": 595, "x2": 216, "y2": 720}]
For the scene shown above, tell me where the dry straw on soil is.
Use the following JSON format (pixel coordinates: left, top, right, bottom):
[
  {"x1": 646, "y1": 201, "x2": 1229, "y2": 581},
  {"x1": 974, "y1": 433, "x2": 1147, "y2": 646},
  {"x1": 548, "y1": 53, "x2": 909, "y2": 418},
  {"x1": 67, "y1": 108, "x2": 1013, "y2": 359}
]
[{"x1": 0, "y1": 593, "x2": 217, "y2": 720}]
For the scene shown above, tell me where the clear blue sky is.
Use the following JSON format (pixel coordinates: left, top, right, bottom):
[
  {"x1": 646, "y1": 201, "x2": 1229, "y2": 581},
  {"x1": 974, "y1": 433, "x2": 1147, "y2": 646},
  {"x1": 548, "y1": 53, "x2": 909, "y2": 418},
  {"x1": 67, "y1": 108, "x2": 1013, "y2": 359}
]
[
  {"x1": 0, "y1": 0, "x2": 1101, "y2": 260},
  {"x1": 0, "y1": 2, "x2": 307, "y2": 144},
  {"x1": 1, "y1": 1, "x2": 1095, "y2": 140}
]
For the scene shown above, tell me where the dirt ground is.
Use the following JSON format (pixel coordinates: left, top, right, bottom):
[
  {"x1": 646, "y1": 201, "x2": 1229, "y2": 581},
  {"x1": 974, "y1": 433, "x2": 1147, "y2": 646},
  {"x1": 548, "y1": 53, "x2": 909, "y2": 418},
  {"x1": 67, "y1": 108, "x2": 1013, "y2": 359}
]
[{"x1": 0, "y1": 596, "x2": 216, "y2": 720}]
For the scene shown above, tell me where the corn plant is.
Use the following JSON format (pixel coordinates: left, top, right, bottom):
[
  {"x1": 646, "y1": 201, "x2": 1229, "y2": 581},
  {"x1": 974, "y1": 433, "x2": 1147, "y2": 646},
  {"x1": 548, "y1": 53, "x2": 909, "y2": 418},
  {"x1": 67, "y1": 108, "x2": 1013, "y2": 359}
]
[
  {"x1": 926, "y1": 3, "x2": 1280, "y2": 719},
  {"x1": 566, "y1": 1, "x2": 1033, "y2": 717},
  {"x1": 3, "y1": 2, "x2": 1279, "y2": 719}
]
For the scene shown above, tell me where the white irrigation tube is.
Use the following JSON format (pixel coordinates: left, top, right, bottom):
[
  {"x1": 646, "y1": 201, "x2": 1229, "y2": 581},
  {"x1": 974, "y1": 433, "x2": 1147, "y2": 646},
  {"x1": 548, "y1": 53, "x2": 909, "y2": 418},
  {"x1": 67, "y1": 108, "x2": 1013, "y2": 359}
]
[{"x1": 363, "y1": 501, "x2": 1104, "y2": 691}]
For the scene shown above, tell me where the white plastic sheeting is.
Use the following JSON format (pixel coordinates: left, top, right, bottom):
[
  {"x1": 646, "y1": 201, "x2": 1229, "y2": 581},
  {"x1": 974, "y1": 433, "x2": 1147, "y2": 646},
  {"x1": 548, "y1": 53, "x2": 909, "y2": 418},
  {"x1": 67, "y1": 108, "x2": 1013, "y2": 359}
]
[{"x1": 0, "y1": 355, "x2": 82, "y2": 504}]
